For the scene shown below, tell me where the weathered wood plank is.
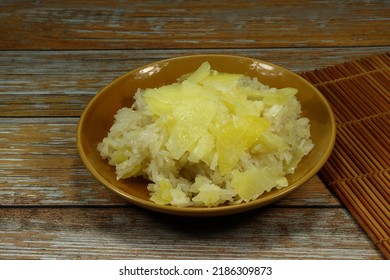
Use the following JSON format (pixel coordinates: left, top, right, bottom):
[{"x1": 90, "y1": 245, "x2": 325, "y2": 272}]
[
  {"x1": 1, "y1": 47, "x2": 388, "y2": 117},
  {"x1": 0, "y1": 118, "x2": 338, "y2": 207},
  {"x1": 0, "y1": 207, "x2": 382, "y2": 259},
  {"x1": 0, "y1": 0, "x2": 389, "y2": 50},
  {"x1": 0, "y1": 118, "x2": 124, "y2": 205},
  {"x1": 0, "y1": 0, "x2": 387, "y2": 262}
]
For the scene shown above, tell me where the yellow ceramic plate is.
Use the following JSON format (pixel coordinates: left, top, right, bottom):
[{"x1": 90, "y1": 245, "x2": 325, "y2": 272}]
[{"x1": 77, "y1": 55, "x2": 336, "y2": 216}]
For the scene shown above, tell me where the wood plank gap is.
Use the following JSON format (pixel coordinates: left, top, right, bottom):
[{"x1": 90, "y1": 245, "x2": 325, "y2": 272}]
[
  {"x1": 0, "y1": 204, "x2": 343, "y2": 210},
  {"x1": 1, "y1": 46, "x2": 389, "y2": 53}
]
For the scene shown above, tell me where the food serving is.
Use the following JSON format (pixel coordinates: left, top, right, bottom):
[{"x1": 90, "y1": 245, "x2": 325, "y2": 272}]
[{"x1": 97, "y1": 62, "x2": 314, "y2": 207}]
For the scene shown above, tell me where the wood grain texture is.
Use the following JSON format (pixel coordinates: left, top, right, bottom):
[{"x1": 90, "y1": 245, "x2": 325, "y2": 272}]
[
  {"x1": 0, "y1": 207, "x2": 382, "y2": 260},
  {"x1": 1, "y1": 0, "x2": 388, "y2": 260},
  {"x1": 0, "y1": 118, "x2": 338, "y2": 207},
  {"x1": 0, "y1": 0, "x2": 389, "y2": 50},
  {"x1": 1, "y1": 47, "x2": 388, "y2": 117}
]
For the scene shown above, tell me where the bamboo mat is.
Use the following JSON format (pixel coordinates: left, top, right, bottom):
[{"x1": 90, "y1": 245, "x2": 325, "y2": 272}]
[{"x1": 300, "y1": 53, "x2": 390, "y2": 259}]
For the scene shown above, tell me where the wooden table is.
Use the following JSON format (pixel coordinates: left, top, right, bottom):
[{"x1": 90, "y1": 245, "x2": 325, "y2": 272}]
[{"x1": 1, "y1": 0, "x2": 389, "y2": 260}]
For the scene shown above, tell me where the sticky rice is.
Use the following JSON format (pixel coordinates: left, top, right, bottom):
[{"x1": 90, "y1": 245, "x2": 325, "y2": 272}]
[{"x1": 97, "y1": 62, "x2": 314, "y2": 207}]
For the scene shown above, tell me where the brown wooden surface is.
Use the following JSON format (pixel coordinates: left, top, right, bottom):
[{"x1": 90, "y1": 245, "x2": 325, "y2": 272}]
[{"x1": 0, "y1": 0, "x2": 389, "y2": 260}]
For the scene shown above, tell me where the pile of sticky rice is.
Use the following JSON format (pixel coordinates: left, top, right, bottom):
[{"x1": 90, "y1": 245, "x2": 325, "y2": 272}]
[{"x1": 98, "y1": 62, "x2": 314, "y2": 207}]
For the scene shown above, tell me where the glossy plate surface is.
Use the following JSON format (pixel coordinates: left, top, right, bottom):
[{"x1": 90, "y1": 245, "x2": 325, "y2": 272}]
[{"x1": 77, "y1": 55, "x2": 336, "y2": 216}]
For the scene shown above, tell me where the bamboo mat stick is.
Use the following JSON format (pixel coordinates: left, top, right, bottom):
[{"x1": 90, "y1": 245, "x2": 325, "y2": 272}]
[{"x1": 300, "y1": 52, "x2": 390, "y2": 259}]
